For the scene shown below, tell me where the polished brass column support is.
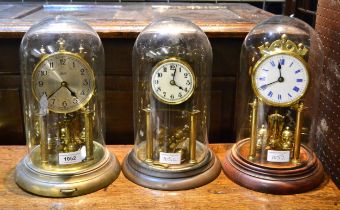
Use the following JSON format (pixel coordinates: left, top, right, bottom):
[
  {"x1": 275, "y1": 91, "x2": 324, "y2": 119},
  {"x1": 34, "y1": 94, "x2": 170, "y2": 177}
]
[
  {"x1": 143, "y1": 107, "x2": 153, "y2": 163},
  {"x1": 84, "y1": 107, "x2": 94, "y2": 161},
  {"x1": 292, "y1": 102, "x2": 304, "y2": 164},
  {"x1": 38, "y1": 114, "x2": 48, "y2": 166},
  {"x1": 248, "y1": 98, "x2": 258, "y2": 161},
  {"x1": 189, "y1": 110, "x2": 200, "y2": 164}
]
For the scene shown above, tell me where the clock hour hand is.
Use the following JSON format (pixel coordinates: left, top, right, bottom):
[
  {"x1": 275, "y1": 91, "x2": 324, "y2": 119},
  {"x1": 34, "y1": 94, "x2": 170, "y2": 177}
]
[{"x1": 64, "y1": 84, "x2": 77, "y2": 97}]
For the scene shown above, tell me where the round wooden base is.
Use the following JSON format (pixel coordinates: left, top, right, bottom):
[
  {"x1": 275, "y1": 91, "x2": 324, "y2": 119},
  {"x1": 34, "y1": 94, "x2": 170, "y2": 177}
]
[
  {"x1": 122, "y1": 149, "x2": 221, "y2": 190},
  {"x1": 222, "y1": 139, "x2": 324, "y2": 194}
]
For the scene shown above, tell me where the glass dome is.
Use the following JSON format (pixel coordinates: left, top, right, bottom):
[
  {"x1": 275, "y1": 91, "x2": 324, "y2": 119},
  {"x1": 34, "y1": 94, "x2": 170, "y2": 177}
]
[
  {"x1": 123, "y1": 17, "x2": 220, "y2": 190},
  {"x1": 16, "y1": 16, "x2": 120, "y2": 197},
  {"x1": 223, "y1": 15, "x2": 324, "y2": 194}
]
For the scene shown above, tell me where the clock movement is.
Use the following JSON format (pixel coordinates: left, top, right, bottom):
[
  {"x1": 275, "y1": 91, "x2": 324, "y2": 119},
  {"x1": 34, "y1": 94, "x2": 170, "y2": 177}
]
[
  {"x1": 122, "y1": 17, "x2": 221, "y2": 190},
  {"x1": 15, "y1": 16, "x2": 120, "y2": 197},
  {"x1": 223, "y1": 15, "x2": 324, "y2": 194}
]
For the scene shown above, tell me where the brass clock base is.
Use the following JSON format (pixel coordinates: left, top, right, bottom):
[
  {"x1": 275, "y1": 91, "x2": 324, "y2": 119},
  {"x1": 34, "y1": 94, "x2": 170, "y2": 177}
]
[
  {"x1": 122, "y1": 149, "x2": 221, "y2": 190},
  {"x1": 223, "y1": 139, "x2": 324, "y2": 194},
  {"x1": 15, "y1": 148, "x2": 120, "y2": 197}
]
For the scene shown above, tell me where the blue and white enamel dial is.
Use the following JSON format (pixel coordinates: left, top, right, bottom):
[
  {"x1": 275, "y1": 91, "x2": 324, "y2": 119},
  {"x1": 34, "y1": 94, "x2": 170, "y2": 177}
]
[{"x1": 252, "y1": 53, "x2": 309, "y2": 106}]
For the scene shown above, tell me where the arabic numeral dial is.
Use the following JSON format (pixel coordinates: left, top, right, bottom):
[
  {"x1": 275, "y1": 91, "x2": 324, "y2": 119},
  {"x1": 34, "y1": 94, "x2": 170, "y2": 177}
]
[
  {"x1": 32, "y1": 53, "x2": 95, "y2": 113},
  {"x1": 151, "y1": 60, "x2": 195, "y2": 105}
]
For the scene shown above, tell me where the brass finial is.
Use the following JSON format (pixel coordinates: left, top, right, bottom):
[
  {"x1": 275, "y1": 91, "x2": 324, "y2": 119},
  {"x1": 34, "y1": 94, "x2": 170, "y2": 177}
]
[
  {"x1": 40, "y1": 45, "x2": 46, "y2": 54},
  {"x1": 57, "y1": 38, "x2": 65, "y2": 51},
  {"x1": 79, "y1": 43, "x2": 85, "y2": 57},
  {"x1": 258, "y1": 34, "x2": 308, "y2": 57},
  {"x1": 40, "y1": 45, "x2": 46, "y2": 58}
]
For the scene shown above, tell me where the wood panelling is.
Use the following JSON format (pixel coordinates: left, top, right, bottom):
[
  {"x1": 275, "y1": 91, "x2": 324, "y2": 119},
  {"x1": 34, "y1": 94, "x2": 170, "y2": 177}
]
[
  {"x1": 0, "y1": 89, "x2": 24, "y2": 145},
  {"x1": 0, "y1": 39, "x2": 21, "y2": 74},
  {"x1": 0, "y1": 3, "x2": 272, "y2": 145}
]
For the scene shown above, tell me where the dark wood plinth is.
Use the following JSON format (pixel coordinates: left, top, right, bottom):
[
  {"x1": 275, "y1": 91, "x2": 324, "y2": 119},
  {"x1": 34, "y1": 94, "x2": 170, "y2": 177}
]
[{"x1": 222, "y1": 139, "x2": 325, "y2": 194}]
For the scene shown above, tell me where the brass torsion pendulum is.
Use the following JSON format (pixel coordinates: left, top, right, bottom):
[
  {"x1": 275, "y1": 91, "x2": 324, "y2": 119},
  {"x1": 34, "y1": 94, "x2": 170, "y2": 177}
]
[
  {"x1": 143, "y1": 107, "x2": 200, "y2": 164},
  {"x1": 248, "y1": 100, "x2": 305, "y2": 163}
]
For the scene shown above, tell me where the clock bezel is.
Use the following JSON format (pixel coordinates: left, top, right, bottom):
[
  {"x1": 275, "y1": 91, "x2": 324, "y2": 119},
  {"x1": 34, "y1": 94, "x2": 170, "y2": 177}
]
[
  {"x1": 251, "y1": 51, "x2": 310, "y2": 107},
  {"x1": 32, "y1": 51, "x2": 96, "y2": 113},
  {"x1": 151, "y1": 57, "x2": 196, "y2": 105}
]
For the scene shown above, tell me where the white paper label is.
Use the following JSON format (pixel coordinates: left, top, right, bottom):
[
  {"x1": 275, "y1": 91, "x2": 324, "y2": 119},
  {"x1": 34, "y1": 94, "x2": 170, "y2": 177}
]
[
  {"x1": 159, "y1": 152, "x2": 181, "y2": 164},
  {"x1": 267, "y1": 150, "x2": 290, "y2": 162},
  {"x1": 59, "y1": 150, "x2": 83, "y2": 165}
]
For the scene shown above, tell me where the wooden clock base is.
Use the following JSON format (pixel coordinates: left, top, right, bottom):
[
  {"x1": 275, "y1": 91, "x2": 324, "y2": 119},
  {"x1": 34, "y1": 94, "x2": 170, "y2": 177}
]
[
  {"x1": 222, "y1": 139, "x2": 324, "y2": 194},
  {"x1": 122, "y1": 149, "x2": 221, "y2": 190}
]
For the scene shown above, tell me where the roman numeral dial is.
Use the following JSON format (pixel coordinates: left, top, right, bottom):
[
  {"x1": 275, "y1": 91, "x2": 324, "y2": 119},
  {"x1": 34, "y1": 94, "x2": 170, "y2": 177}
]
[
  {"x1": 252, "y1": 53, "x2": 309, "y2": 106},
  {"x1": 151, "y1": 59, "x2": 195, "y2": 105}
]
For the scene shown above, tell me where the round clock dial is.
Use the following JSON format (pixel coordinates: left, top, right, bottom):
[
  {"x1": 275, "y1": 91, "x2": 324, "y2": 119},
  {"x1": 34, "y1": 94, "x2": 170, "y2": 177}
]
[
  {"x1": 32, "y1": 52, "x2": 95, "y2": 113},
  {"x1": 151, "y1": 59, "x2": 195, "y2": 105},
  {"x1": 252, "y1": 53, "x2": 309, "y2": 106}
]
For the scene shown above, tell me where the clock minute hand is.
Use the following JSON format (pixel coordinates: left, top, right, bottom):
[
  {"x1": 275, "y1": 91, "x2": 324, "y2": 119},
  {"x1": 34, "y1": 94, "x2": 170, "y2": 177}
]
[
  {"x1": 47, "y1": 85, "x2": 62, "y2": 99},
  {"x1": 260, "y1": 80, "x2": 279, "y2": 90},
  {"x1": 174, "y1": 83, "x2": 183, "y2": 90},
  {"x1": 170, "y1": 79, "x2": 184, "y2": 90},
  {"x1": 172, "y1": 68, "x2": 177, "y2": 81}
]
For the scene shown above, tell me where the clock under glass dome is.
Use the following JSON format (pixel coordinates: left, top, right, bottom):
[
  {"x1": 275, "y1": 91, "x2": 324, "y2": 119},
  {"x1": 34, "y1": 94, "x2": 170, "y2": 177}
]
[
  {"x1": 122, "y1": 17, "x2": 221, "y2": 190},
  {"x1": 15, "y1": 16, "x2": 120, "y2": 197},
  {"x1": 222, "y1": 15, "x2": 324, "y2": 194}
]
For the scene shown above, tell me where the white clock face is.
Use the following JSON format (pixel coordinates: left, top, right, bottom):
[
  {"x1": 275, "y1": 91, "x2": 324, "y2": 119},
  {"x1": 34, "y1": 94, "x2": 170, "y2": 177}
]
[
  {"x1": 151, "y1": 59, "x2": 195, "y2": 105},
  {"x1": 253, "y1": 54, "x2": 309, "y2": 106}
]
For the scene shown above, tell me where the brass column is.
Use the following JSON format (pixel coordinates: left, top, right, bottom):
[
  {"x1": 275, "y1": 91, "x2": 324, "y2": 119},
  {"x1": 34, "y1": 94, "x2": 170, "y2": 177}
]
[
  {"x1": 39, "y1": 114, "x2": 48, "y2": 166},
  {"x1": 248, "y1": 98, "x2": 258, "y2": 161},
  {"x1": 84, "y1": 108, "x2": 94, "y2": 161},
  {"x1": 292, "y1": 102, "x2": 304, "y2": 163},
  {"x1": 144, "y1": 107, "x2": 153, "y2": 163},
  {"x1": 189, "y1": 110, "x2": 200, "y2": 164}
]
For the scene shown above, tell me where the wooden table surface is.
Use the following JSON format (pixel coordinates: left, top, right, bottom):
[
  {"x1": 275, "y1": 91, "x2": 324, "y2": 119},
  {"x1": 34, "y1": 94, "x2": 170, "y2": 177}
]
[{"x1": 0, "y1": 144, "x2": 339, "y2": 210}]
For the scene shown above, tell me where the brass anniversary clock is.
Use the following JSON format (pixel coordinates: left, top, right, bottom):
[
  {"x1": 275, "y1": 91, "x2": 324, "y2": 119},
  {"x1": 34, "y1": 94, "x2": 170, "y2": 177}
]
[
  {"x1": 223, "y1": 15, "x2": 324, "y2": 194},
  {"x1": 122, "y1": 17, "x2": 221, "y2": 190},
  {"x1": 16, "y1": 16, "x2": 120, "y2": 197}
]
